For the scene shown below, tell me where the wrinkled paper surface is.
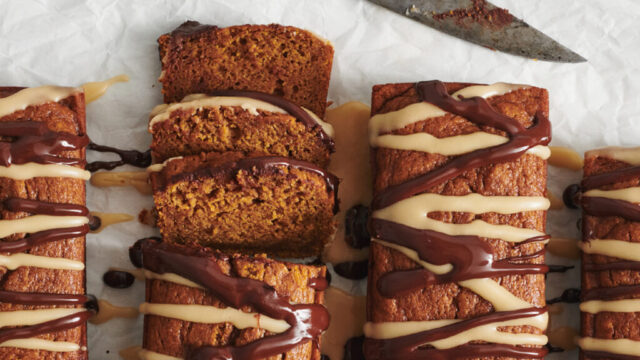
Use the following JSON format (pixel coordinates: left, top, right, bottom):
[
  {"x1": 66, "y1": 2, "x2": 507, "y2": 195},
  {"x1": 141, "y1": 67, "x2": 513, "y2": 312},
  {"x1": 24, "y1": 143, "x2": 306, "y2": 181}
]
[{"x1": 2, "y1": 0, "x2": 640, "y2": 358}]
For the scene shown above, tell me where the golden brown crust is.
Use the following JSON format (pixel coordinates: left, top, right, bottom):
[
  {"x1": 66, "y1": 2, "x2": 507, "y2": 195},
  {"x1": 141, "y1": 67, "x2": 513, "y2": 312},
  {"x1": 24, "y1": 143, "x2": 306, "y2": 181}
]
[
  {"x1": 581, "y1": 156, "x2": 640, "y2": 360},
  {"x1": 143, "y1": 251, "x2": 325, "y2": 360},
  {"x1": 0, "y1": 88, "x2": 87, "y2": 360},
  {"x1": 158, "y1": 22, "x2": 334, "y2": 117},
  {"x1": 367, "y1": 82, "x2": 548, "y2": 360},
  {"x1": 150, "y1": 152, "x2": 337, "y2": 258}
]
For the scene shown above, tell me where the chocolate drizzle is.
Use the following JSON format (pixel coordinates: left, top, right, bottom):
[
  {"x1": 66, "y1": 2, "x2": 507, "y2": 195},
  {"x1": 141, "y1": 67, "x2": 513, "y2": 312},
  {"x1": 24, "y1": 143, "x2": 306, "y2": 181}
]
[
  {"x1": 365, "y1": 81, "x2": 550, "y2": 359},
  {"x1": 1, "y1": 198, "x2": 90, "y2": 253},
  {"x1": 86, "y1": 142, "x2": 151, "y2": 172},
  {"x1": 547, "y1": 288, "x2": 581, "y2": 304},
  {"x1": 130, "y1": 238, "x2": 329, "y2": 360},
  {"x1": 364, "y1": 308, "x2": 548, "y2": 360},
  {"x1": 371, "y1": 81, "x2": 551, "y2": 210},
  {"x1": 205, "y1": 89, "x2": 335, "y2": 151},
  {"x1": 581, "y1": 284, "x2": 640, "y2": 302},
  {"x1": 581, "y1": 350, "x2": 640, "y2": 360},
  {"x1": 372, "y1": 220, "x2": 548, "y2": 297},
  {"x1": 0, "y1": 120, "x2": 88, "y2": 167}
]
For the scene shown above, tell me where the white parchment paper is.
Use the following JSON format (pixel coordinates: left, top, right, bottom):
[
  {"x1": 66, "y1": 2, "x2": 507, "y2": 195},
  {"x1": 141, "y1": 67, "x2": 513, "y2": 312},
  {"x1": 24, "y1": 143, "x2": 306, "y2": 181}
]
[{"x1": 2, "y1": 0, "x2": 640, "y2": 358}]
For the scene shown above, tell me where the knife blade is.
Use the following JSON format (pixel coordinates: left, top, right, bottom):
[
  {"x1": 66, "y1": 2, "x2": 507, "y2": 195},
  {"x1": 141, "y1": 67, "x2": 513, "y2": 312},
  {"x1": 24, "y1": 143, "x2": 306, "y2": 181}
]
[{"x1": 367, "y1": 0, "x2": 586, "y2": 63}]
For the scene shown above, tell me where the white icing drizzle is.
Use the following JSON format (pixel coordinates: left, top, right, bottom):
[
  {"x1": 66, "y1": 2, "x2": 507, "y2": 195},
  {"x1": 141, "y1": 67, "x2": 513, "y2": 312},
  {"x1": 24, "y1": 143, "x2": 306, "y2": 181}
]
[
  {"x1": 372, "y1": 193, "x2": 547, "y2": 243},
  {"x1": 368, "y1": 82, "x2": 547, "y2": 352},
  {"x1": 146, "y1": 156, "x2": 183, "y2": 173},
  {"x1": 140, "y1": 303, "x2": 290, "y2": 333},
  {"x1": 581, "y1": 299, "x2": 640, "y2": 314},
  {"x1": 585, "y1": 146, "x2": 640, "y2": 165},
  {"x1": 0, "y1": 338, "x2": 80, "y2": 352},
  {"x1": 578, "y1": 337, "x2": 640, "y2": 357},
  {"x1": 148, "y1": 94, "x2": 334, "y2": 137},
  {"x1": 0, "y1": 308, "x2": 84, "y2": 327},
  {"x1": 583, "y1": 187, "x2": 640, "y2": 202},
  {"x1": 364, "y1": 313, "x2": 548, "y2": 349},
  {"x1": 0, "y1": 252, "x2": 84, "y2": 271},
  {"x1": 579, "y1": 239, "x2": 640, "y2": 262},
  {"x1": 0, "y1": 85, "x2": 82, "y2": 119},
  {"x1": 0, "y1": 214, "x2": 89, "y2": 238},
  {"x1": 367, "y1": 83, "x2": 548, "y2": 158},
  {"x1": 0, "y1": 163, "x2": 90, "y2": 181}
]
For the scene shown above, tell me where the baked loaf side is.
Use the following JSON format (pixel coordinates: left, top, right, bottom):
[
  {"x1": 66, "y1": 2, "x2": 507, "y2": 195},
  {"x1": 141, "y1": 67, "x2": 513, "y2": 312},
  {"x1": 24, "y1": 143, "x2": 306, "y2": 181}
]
[
  {"x1": 148, "y1": 91, "x2": 334, "y2": 166},
  {"x1": 132, "y1": 238, "x2": 328, "y2": 360},
  {"x1": 578, "y1": 148, "x2": 640, "y2": 359},
  {"x1": 364, "y1": 81, "x2": 550, "y2": 359},
  {"x1": 0, "y1": 86, "x2": 93, "y2": 360},
  {"x1": 149, "y1": 151, "x2": 338, "y2": 258},
  {"x1": 158, "y1": 21, "x2": 334, "y2": 117}
]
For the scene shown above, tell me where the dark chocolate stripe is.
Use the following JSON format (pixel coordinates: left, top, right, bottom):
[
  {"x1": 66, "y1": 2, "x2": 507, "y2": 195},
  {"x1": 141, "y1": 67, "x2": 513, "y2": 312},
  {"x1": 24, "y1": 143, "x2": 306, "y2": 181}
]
[
  {"x1": 582, "y1": 196, "x2": 640, "y2": 222},
  {"x1": 365, "y1": 342, "x2": 547, "y2": 360},
  {"x1": 363, "y1": 307, "x2": 547, "y2": 360},
  {"x1": 86, "y1": 142, "x2": 151, "y2": 172},
  {"x1": 0, "y1": 120, "x2": 88, "y2": 166},
  {"x1": 0, "y1": 225, "x2": 89, "y2": 253},
  {"x1": 206, "y1": 89, "x2": 335, "y2": 151},
  {"x1": 165, "y1": 155, "x2": 340, "y2": 214},
  {"x1": 0, "y1": 291, "x2": 90, "y2": 305},
  {"x1": 581, "y1": 350, "x2": 640, "y2": 360},
  {"x1": 372, "y1": 81, "x2": 550, "y2": 210},
  {"x1": 130, "y1": 238, "x2": 329, "y2": 360},
  {"x1": 4, "y1": 198, "x2": 89, "y2": 216},
  {"x1": 582, "y1": 166, "x2": 640, "y2": 191},
  {"x1": 584, "y1": 261, "x2": 640, "y2": 272},
  {"x1": 581, "y1": 284, "x2": 640, "y2": 302},
  {"x1": 0, "y1": 310, "x2": 93, "y2": 344},
  {"x1": 371, "y1": 219, "x2": 548, "y2": 297}
]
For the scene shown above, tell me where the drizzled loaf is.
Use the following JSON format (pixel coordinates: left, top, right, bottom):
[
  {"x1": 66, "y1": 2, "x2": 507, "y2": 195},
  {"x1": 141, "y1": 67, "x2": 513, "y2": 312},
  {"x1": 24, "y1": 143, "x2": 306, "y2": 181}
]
[
  {"x1": 578, "y1": 147, "x2": 640, "y2": 359},
  {"x1": 132, "y1": 238, "x2": 328, "y2": 360},
  {"x1": 149, "y1": 151, "x2": 338, "y2": 258},
  {"x1": 0, "y1": 86, "x2": 93, "y2": 359},
  {"x1": 364, "y1": 81, "x2": 551, "y2": 359}
]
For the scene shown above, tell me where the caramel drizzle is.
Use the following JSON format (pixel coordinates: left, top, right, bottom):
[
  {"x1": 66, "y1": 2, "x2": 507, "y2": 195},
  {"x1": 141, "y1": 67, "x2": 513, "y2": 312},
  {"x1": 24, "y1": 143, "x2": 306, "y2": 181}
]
[
  {"x1": 366, "y1": 81, "x2": 549, "y2": 359},
  {"x1": 131, "y1": 238, "x2": 329, "y2": 360},
  {"x1": 0, "y1": 121, "x2": 88, "y2": 167},
  {"x1": 371, "y1": 81, "x2": 551, "y2": 210}
]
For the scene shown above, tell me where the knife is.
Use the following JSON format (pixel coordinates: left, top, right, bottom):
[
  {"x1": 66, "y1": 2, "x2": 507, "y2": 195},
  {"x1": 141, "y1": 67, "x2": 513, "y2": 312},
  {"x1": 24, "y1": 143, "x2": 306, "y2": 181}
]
[{"x1": 367, "y1": 0, "x2": 586, "y2": 63}]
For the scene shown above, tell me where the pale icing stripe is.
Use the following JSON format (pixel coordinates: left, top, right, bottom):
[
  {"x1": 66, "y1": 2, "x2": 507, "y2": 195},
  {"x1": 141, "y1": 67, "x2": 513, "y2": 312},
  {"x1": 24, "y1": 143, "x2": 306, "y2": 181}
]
[
  {"x1": 0, "y1": 308, "x2": 84, "y2": 327},
  {"x1": 146, "y1": 156, "x2": 183, "y2": 173},
  {"x1": 0, "y1": 85, "x2": 82, "y2": 119},
  {"x1": 373, "y1": 239, "x2": 533, "y2": 311},
  {"x1": 579, "y1": 239, "x2": 640, "y2": 262},
  {"x1": 581, "y1": 299, "x2": 640, "y2": 314},
  {"x1": 578, "y1": 337, "x2": 640, "y2": 357},
  {"x1": 0, "y1": 215, "x2": 89, "y2": 238},
  {"x1": 140, "y1": 303, "x2": 290, "y2": 333},
  {"x1": 148, "y1": 94, "x2": 334, "y2": 137},
  {"x1": 372, "y1": 131, "x2": 549, "y2": 159},
  {"x1": 0, "y1": 338, "x2": 80, "y2": 352},
  {"x1": 0, "y1": 253, "x2": 84, "y2": 271},
  {"x1": 364, "y1": 313, "x2": 548, "y2": 348},
  {"x1": 372, "y1": 207, "x2": 544, "y2": 242},
  {"x1": 583, "y1": 187, "x2": 640, "y2": 203},
  {"x1": 0, "y1": 163, "x2": 90, "y2": 181},
  {"x1": 585, "y1": 146, "x2": 640, "y2": 165},
  {"x1": 368, "y1": 83, "x2": 546, "y2": 157},
  {"x1": 143, "y1": 270, "x2": 202, "y2": 289},
  {"x1": 138, "y1": 348, "x2": 182, "y2": 360}
]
